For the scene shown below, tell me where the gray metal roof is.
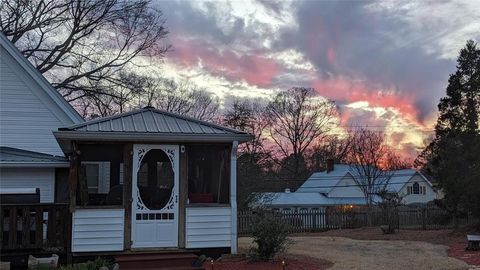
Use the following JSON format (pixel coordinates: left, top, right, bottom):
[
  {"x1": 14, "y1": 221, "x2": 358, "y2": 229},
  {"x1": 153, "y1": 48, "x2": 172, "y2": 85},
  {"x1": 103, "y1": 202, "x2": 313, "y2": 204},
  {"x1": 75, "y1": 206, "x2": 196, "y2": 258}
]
[
  {"x1": 54, "y1": 107, "x2": 253, "y2": 152},
  {"x1": 0, "y1": 147, "x2": 68, "y2": 167},
  {"x1": 61, "y1": 107, "x2": 248, "y2": 135}
]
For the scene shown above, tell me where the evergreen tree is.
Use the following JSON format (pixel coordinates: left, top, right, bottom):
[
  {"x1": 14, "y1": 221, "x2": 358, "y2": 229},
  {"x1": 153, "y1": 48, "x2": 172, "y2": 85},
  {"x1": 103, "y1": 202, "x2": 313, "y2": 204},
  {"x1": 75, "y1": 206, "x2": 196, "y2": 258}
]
[{"x1": 418, "y1": 40, "x2": 480, "y2": 226}]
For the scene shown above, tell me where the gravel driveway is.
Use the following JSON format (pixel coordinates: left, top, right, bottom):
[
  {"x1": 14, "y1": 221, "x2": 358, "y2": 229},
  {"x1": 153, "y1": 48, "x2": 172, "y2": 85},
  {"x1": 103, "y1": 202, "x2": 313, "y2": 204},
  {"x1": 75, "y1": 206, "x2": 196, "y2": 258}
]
[{"x1": 239, "y1": 236, "x2": 470, "y2": 270}]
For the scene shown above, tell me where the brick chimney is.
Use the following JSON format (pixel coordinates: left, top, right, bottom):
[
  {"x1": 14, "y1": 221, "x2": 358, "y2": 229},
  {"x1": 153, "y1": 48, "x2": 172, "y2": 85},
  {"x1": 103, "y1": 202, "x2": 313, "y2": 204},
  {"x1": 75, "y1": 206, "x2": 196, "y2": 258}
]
[{"x1": 326, "y1": 158, "x2": 334, "y2": 173}]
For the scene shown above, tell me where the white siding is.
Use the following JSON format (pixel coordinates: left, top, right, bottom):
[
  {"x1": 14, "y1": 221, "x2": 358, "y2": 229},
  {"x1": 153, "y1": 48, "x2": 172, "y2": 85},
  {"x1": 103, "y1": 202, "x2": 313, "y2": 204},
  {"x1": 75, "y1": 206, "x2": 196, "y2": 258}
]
[
  {"x1": 72, "y1": 208, "x2": 124, "y2": 252},
  {"x1": 328, "y1": 175, "x2": 364, "y2": 198},
  {"x1": 0, "y1": 167, "x2": 55, "y2": 202},
  {"x1": 399, "y1": 174, "x2": 437, "y2": 204},
  {"x1": 186, "y1": 207, "x2": 232, "y2": 249},
  {"x1": 0, "y1": 46, "x2": 70, "y2": 156}
]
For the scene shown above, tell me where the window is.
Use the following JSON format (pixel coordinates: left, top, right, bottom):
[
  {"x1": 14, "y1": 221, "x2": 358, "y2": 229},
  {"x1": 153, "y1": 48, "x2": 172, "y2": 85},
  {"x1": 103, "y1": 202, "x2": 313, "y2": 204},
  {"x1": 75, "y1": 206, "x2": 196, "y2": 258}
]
[
  {"x1": 81, "y1": 162, "x2": 110, "y2": 194},
  {"x1": 407, "y1": 186, "x2": 412, "y2": 195},
  {"x1": 412, "y1": 182, "x2": 420, "y2": 194},
  {"x1": 422, "y1": 186, "x2": 426, "y2": 195},
  {"x1": 187, "y1": 145, "x2": 230, "y2": 204},
  {"x1": 136, "y1": 149, "x2": 174, "y2": 210}
]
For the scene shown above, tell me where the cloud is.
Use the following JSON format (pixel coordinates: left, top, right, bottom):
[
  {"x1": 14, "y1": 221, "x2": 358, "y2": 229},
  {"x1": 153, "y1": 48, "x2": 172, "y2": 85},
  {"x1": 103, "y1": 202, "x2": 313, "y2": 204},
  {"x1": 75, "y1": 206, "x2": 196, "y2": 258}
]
[
  {"x1": 170, "y1": 37, "x2": 280, "y2": 87},
  {"x1": 151, "y1": 0, "x2": 478, "y2": 159},
  {"x1": 274, "y1": 0, "x2": 472, "y2": 122}
]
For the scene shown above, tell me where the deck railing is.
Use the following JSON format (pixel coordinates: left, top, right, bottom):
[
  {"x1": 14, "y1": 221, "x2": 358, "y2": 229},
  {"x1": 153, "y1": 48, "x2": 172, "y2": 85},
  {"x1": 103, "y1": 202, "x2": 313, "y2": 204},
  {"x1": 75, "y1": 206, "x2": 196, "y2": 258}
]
[{"x1": 0, "y1": 203, "x2": 71, "y2": 252}]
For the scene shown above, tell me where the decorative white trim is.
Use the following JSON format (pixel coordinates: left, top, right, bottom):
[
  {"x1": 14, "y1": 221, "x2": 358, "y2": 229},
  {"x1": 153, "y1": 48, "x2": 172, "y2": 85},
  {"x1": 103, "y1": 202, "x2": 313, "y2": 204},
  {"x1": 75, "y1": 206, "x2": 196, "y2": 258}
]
[{"x1": 230, "y1": 141, "x2": 238, "y2": 254}]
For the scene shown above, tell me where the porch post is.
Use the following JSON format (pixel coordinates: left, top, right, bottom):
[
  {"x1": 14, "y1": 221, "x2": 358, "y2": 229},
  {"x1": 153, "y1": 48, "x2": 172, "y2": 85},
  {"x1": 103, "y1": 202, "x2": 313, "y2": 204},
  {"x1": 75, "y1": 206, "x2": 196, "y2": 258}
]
[
  {"x1": 68, "y1": 142, "x2": 80, "y2": 213},
  {"x1": 230, "y1": 141, "x2": 238, "y2": 254},
  {"x1": 123, "y1": 144, "x2": 133, "y2": 250},
  {"x1": 178, "y1": 145, "x2": 188, "y2": 248}
]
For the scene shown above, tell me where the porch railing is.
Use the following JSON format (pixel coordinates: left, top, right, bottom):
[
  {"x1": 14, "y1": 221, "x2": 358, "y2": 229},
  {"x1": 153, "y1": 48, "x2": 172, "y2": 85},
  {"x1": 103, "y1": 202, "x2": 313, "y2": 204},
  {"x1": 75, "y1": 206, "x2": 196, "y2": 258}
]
[{"x1": 0, "y1": 203, "x2": 71, "y2": 252}]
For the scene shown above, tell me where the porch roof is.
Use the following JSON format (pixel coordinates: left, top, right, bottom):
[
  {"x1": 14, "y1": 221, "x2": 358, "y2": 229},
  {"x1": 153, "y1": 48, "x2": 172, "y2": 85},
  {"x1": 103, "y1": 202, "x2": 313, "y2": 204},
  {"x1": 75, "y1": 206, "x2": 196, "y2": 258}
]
[
  {"x1": 0, "y1": 147, "x2": 68, "y2": 167},
  {"x1": 54, "y1": 107, "x2": 252, "y2": 152}
]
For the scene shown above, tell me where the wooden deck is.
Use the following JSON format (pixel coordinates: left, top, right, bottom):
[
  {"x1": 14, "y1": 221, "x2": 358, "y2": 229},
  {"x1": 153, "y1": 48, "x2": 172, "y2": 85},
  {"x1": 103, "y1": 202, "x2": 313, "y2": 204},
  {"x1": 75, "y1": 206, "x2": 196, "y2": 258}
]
[{"x1": 0, "y1": 203, "x2": 71, "y2": 252}]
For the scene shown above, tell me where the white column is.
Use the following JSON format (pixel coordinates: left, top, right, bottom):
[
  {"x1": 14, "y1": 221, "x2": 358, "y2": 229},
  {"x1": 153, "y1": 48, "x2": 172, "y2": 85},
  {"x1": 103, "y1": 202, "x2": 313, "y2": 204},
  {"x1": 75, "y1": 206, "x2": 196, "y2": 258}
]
[{"x1": 230, "y1": 141, "x2": 238, "y2": 254}]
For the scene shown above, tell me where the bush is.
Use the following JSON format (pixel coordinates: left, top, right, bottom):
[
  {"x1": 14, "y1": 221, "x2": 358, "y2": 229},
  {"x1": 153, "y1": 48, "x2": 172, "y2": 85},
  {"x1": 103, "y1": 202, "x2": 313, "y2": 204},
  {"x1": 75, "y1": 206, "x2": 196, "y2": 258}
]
[{"x1": 248, "y1": 214, "x2": 291, "y2": 261}]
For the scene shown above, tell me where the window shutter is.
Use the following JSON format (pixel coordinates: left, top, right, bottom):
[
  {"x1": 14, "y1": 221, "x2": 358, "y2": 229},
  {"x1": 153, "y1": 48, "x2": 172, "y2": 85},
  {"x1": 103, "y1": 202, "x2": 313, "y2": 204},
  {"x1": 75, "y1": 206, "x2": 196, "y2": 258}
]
[
  {"x1": 119, "y1": 163, "x2": 124, "y2": 185},
  {"x1": 98, "y1": 162, "x2": 111, "y2": 194}
]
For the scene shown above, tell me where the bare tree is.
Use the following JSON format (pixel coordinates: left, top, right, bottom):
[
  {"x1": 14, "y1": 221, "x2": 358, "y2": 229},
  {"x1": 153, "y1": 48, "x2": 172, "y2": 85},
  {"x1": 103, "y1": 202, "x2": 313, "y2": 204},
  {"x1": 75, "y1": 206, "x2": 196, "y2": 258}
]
[
  {"x1": 265, "y1": 87, "x2": 338, "y2": 178},
  {"x1": 223, "y1": 98, "x2": 273, "y2": 208},
  {"x1": 347, "y1": 128, "x2": 404, "y2": 206},
  {"x1": 224, "y1": 99, "x2": 268, "y2": 159},
  {"x1": 1, "y1": 0, "x2": 169, "y2": 115},
  {"x1": 138, "y1": 78, "x2": 220, "y2": 121},
  {"x1": 307, "y1": 135, "x2": 351, "y2": 171}
]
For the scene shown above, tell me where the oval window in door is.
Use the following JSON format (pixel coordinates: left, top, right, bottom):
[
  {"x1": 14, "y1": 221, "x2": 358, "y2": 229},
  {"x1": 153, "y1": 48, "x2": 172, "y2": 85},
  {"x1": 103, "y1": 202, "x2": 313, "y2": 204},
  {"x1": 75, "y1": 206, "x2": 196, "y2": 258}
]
[{"x1": 137, "y1": 149, "x2": 174, "y2": 210}]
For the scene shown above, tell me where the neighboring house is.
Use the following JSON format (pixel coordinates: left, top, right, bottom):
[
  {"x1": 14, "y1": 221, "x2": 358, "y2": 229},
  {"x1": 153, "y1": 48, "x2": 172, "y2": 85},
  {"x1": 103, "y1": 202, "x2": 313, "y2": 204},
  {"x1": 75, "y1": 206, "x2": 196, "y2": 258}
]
[
  {"x1": 0, "y1": 33, "x2": 84, "y2": 203},
  {"x1": 0, "y1": 33, "x2": 253, "y2": 262},
  {"x1": 260, "y1": 163, "x2": 437, "y2": 211}
]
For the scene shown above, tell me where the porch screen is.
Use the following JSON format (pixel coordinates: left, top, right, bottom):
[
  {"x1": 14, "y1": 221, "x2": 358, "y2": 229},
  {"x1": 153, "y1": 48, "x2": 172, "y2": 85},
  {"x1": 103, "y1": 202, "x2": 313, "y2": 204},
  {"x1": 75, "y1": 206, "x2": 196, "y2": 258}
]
[{"x1": 187, "y1": 145, "x2": 230, "y2": 204}]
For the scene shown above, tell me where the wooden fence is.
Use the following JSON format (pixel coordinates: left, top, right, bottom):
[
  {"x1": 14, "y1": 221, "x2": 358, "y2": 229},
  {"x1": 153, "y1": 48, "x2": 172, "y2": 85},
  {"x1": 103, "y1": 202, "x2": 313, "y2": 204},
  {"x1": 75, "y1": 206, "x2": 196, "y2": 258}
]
[
  {"x1": 238, "y1": 206, "x2": 470, "y2": 235},
  {"x1": 0, "y1": 203, "x2": 71, "y2": 252}
]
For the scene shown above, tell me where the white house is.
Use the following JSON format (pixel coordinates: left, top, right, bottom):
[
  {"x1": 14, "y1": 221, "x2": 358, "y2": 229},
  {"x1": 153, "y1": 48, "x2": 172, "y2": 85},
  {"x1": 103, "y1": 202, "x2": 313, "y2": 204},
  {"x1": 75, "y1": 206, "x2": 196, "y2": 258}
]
[
  {"x1": 0, "y1": 33, "x2": 252, "y2": 265},
  {"x1": 0, "y1": 33, "x2": 84, "y2": 204},
  {"x1": 260, "y1": 163, "x2": 437, "y2": 211}
]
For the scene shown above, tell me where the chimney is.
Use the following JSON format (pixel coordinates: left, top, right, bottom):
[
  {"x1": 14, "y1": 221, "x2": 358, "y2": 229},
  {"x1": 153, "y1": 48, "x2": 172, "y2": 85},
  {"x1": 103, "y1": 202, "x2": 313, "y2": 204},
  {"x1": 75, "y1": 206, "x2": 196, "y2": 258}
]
[
  {"x1": 326, "y1": 158, "x2": 334, "y2": 173},
  {"x1": 284, "y1": 188, "x2": 291, "y2": 193}
]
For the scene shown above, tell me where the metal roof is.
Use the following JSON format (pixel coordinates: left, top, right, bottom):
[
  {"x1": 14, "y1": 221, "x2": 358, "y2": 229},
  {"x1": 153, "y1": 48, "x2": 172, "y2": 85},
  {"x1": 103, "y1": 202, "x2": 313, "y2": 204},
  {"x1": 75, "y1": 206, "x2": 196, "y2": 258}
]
[
  {"x1": 258, "y1": 192, "x2": 371, "y2": 206},
  {"x1": 54, "y1": 107, "x2": 253, "y2": 152},
  {"x1": 61, "y1": 107, "x2": 249, "y2": 135},
  {"x1": 296, "y1": 164, "x2": 353, "y2": 194},
  {"x1": 0, "y1": 147, "x2": 68, "y2": 167}
]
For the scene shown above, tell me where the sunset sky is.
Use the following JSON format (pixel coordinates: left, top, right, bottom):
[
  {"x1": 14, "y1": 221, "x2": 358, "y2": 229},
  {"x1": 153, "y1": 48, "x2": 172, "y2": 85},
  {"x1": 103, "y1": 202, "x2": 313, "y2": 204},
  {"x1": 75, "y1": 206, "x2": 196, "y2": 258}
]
[{"x1": 149, "y1": 0, "x2": 480, "y2": 159}]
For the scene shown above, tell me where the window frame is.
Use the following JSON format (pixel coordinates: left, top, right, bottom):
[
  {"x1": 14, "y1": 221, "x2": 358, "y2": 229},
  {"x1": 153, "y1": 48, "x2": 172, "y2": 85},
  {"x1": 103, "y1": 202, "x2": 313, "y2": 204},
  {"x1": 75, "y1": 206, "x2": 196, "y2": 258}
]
[{"x1": 81, "y1": 161, "x2": 110, "y2": 194}]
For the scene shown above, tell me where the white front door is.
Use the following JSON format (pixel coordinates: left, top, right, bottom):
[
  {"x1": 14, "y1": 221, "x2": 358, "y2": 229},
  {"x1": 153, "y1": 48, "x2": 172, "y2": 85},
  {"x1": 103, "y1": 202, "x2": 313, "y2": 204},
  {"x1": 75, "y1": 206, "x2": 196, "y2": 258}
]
[{"x1": 131, "y1": 144, "x2": 179, "y2": 248}]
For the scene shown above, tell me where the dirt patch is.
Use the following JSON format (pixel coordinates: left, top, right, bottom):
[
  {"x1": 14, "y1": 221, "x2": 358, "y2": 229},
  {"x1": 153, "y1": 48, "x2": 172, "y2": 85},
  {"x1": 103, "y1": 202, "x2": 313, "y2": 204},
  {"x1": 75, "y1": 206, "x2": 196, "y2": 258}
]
[
  {"x1": 203, "y1": 255, "x2": 332, "y2": 270},
  {"x1": 295, "y1": 227, "x2": 480, "y2": 267},
  {"x1": 239, "y1": 236, "x2": 469, "y2": 270},
  {"x1": 297, "y1": 227, "x2": 465, "y2": 246}
]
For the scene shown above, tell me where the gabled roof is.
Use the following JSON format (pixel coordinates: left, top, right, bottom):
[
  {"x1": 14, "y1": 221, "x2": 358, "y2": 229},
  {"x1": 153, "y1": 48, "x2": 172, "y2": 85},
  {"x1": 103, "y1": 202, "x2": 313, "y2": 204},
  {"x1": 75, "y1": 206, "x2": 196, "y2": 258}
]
[
  {"x1": 0, "y1": 147, "x2": 68, "y2": 167},
  {"x1": 296, "y1": 164, "x2": 353, "y2": 194},
  {"x1": 386, "y1": 169, "x2": 433, "y2": 193},
  {"x1": 0, "y1": 33, "x2": 83, "y2": 124},
  {"x1": 54, "y1": 107, "x2": 253, "y2": 152},
  {"x1": 296, "y1": 164, "x2": 433, "y2": 195}
]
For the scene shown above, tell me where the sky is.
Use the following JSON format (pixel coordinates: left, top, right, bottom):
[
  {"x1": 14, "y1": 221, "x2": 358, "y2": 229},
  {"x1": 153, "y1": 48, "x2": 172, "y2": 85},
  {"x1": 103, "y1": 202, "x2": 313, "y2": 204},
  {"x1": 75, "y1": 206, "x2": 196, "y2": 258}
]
[{"x1": 150, "y1": 0, "x2": 480, "y2": 160}]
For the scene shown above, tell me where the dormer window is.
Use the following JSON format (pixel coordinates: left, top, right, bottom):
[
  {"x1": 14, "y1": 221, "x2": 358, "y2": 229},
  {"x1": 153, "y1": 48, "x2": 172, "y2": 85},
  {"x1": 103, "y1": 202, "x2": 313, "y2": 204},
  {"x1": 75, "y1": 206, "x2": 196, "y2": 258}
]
[
  {"x1": 407, "y1": 182, "x2": 426, "y2": 195},
  {"x1": 413, "y1": 182, "x2": 420, "y2": 194}
]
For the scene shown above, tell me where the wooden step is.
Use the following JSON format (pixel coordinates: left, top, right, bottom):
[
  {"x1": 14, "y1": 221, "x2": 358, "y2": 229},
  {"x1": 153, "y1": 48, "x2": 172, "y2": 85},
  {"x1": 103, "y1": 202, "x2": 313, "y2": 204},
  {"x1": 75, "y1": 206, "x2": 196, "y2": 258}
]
[{"x1": 115, "y1": 252, "x2": 203, "y2": 270}]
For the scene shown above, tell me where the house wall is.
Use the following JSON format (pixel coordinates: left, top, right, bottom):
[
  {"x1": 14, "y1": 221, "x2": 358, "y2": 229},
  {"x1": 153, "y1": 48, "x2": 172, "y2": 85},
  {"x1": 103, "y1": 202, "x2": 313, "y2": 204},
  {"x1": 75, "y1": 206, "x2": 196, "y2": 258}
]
[
  {"x1": 398, "y1": 174, "x2": 436, "y2": 204},
  {"x1": 71, "y1": 208, "x2": 125, "y2": 252},
  {"x1": 185, "y1": 207, "x2": 231, "y2": 249},
  {"x1": 328, "y1": 174, "x2": 364, "y2": 198},
  {"x1": 0, "y1": 45, "x2": 72, "y2": 156},
  {"x1": 0, "y1": 167, "x2": 55, "y2": 202}
]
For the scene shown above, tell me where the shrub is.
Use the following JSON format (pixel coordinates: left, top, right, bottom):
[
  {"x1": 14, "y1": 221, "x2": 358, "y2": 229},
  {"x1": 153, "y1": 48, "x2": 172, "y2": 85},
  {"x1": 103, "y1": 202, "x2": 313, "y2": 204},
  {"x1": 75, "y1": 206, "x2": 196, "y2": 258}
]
[{"x1": 248, "y1": 213, "x2": 291, "y2": 261}]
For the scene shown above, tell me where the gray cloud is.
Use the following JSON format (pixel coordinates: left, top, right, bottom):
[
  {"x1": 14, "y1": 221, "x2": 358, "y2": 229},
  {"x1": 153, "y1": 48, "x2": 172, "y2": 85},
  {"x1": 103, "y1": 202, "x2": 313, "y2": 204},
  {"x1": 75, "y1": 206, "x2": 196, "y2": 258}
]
[{"x1": 273, "y1": 0, "x2": 475, "y2": 121}]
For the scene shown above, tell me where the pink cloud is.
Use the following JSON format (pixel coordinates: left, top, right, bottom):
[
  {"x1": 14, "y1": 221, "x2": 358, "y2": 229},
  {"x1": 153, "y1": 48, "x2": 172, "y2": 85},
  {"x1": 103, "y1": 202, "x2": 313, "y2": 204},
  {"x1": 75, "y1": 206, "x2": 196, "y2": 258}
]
[
  {"x1": 312, "y1": 78, "x2": 420, "y2": 121},
  {"x1": 170, "y1": 38, "x2": 280, "y2": 87}
]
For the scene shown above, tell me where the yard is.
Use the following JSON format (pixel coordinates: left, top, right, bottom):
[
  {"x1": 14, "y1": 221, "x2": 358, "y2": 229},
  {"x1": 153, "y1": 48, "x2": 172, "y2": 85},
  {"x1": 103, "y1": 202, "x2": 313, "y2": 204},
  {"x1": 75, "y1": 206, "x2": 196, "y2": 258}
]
[{"x1": 233, "y1": 228, "x2": 479, "y2": 270}]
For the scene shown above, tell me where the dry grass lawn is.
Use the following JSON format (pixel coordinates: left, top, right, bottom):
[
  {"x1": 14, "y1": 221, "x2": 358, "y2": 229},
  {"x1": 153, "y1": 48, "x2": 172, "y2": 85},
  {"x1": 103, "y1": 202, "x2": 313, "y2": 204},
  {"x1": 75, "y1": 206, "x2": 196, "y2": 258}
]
[{"x1": 239, "y1": 236, "x2": 470, "y2": 270}]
